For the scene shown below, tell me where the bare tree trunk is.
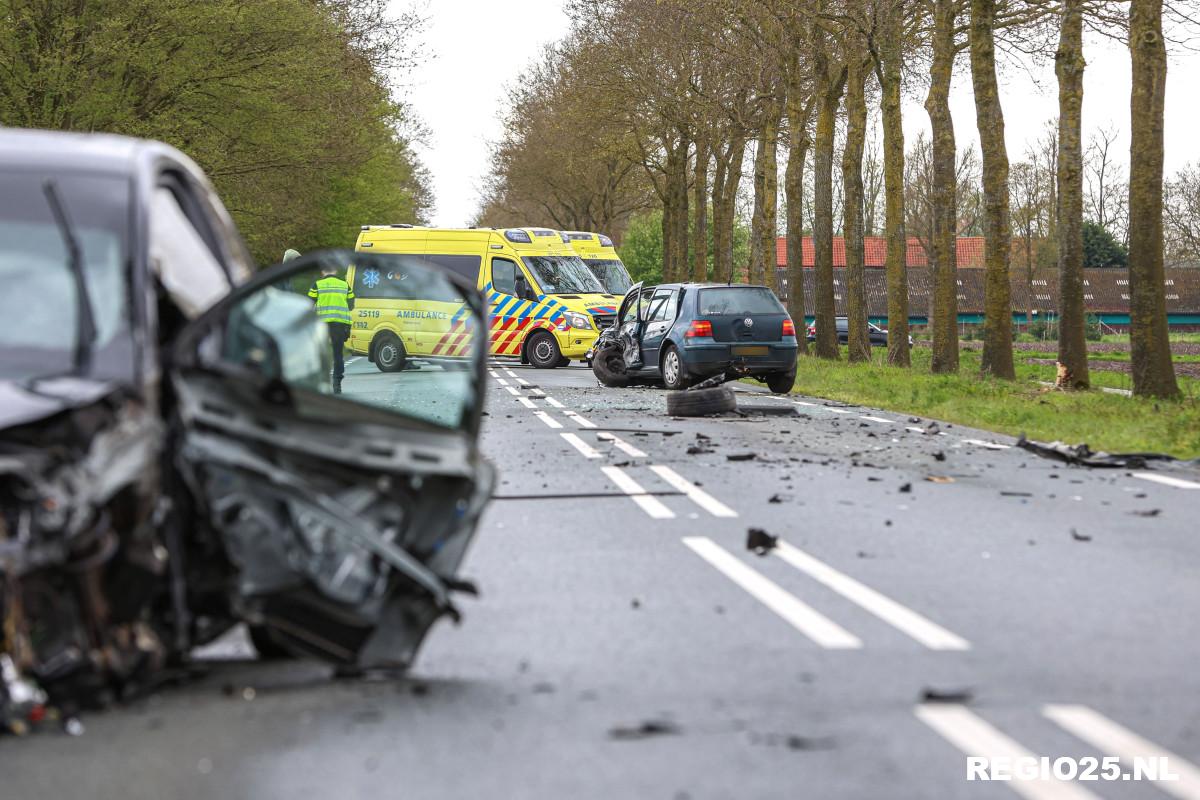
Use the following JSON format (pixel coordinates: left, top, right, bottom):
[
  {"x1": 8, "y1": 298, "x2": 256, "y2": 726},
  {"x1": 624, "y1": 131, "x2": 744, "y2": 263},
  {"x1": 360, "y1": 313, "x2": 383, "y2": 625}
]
[
  {"x1": 971, "y1": 0, "x2": 1014, "y2": 378},
  {"x1": 843, "y1": 55, "x2": 871, "y2": 363},
  {"x1": 692, "y1": 139, "x2": 710, "y2": 282},
  {"x1": 925, "y1": 0, "x2": 960, "y2": 374},
  {"x1": 1128, "y1": 0, "x2": 1179, "y2": 397},
  {"x1": 813, "y1": 57, "x2": 845, "y2": 360},
  {"x1": 1055, "y1": 0, "x2": 1090, "y2": 389},
  {"x1": 785, "y1": 64, "x2": 814, "y2": 356},
  {"x1": 749, "y1": 133, "x2": 766, "y2": 285},
  {"x1": 760, "y1": 93, "x2": 783, "y2": 292},
  {"x1": 877, "y1": 9, "x2": 910, "y2": 367},
  {"x1": 673, "y1": 136, "x2": 691, "y2": 283},
  {"x1": 713, "y1": 135, "x2": 747, "y2": 282}
]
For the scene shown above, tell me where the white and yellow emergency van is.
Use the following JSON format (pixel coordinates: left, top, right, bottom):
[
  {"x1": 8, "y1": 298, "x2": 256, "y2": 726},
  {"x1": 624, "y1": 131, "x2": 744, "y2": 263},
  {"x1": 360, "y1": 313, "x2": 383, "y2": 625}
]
[
  {"x1": 565, "y1": 231, "x2": 634, "y2": 295},
  {"x1": 350, "y1": 226, "x2": 621, "y2": 371}
]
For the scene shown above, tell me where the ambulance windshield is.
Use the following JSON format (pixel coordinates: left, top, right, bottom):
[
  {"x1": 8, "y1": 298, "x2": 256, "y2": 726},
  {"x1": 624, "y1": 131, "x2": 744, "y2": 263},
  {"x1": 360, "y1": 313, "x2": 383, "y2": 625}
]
[{"x1": 522, "y1": 255, "x2": 605, "y2": 295}]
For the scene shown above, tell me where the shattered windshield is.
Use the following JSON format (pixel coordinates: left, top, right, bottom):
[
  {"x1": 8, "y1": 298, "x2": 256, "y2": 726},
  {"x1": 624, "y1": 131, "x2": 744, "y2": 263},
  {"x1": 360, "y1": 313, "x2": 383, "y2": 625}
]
[
  {"x1": 0, "y1": 171, "x2": 130, "y2": 382},
  {"x1": 521, "y1": 255, "x2": 605, "y2": 295},
  {"x1": 584, "y1": 259, "x2": 632, "y2": 294}
]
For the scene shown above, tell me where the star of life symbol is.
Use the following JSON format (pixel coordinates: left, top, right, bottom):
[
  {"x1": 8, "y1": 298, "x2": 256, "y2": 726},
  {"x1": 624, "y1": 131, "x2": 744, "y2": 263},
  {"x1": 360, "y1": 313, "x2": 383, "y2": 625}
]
[{"x1": 362, "y1": 268, "x2": 381, "y2": 289}]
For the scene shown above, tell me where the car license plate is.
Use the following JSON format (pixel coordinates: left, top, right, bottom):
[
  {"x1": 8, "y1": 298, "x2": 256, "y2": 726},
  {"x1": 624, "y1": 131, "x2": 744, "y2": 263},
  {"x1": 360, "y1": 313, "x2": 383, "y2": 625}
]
[{"x1": 732, "y1": 345, "x2": 768, "y2": 357}]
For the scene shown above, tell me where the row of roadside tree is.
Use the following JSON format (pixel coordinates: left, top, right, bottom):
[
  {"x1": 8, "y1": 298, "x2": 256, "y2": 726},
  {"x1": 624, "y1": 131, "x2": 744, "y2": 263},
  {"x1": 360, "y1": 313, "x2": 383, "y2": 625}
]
[{"x1": 477, "y1": 0, "x2": 1198, "y2": 398}]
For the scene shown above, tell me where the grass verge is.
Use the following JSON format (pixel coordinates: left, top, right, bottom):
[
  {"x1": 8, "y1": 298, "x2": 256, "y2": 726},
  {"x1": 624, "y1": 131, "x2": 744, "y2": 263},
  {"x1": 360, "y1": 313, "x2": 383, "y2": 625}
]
[{"x1": 785, "y1": 347, "x2": 1200, "y2": 458}]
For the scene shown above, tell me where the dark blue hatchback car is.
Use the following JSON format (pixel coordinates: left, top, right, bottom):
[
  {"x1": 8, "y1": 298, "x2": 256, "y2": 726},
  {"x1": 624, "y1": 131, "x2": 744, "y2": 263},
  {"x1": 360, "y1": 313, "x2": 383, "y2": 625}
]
[{"x1": 589, "y1": 282, "x2": 799, "y2": 393}]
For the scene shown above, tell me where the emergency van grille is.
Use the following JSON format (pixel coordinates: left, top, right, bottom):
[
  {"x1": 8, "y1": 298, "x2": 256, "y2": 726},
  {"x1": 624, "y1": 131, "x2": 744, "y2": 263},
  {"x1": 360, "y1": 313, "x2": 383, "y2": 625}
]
[{"x1": 592, "y1": 313, "x2": 616, "y2": 331}]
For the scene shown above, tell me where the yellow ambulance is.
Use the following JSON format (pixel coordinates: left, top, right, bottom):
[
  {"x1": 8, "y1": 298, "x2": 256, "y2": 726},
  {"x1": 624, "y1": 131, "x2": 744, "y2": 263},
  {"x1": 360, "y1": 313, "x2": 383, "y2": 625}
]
[
  {"x1": 565, "y1": 231, "x2": 634, "y2": 295},
  {"x1": 350, "y1": 226, "x2": 621, "y2": 370}
]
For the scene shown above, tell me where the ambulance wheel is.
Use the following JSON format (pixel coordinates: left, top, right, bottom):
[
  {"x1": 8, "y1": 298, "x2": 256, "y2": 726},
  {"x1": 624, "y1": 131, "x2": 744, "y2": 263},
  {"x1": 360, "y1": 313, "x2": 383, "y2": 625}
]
[
  {"x1": 527, "y1": 331, "x2": 562, "y2": 369},
  {"x1": 555, "y1": 355, "x2": 572, "y2": 367},
  {"x1": 375, "y1": 333, "x2": 407, "y2": 373}
]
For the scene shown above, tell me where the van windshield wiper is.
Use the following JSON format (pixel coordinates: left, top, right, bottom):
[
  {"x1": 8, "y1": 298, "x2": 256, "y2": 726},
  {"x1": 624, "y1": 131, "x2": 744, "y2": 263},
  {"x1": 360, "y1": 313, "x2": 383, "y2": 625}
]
[{"x1": 43, "y1": 180, "x2": 97, "y2": 375}]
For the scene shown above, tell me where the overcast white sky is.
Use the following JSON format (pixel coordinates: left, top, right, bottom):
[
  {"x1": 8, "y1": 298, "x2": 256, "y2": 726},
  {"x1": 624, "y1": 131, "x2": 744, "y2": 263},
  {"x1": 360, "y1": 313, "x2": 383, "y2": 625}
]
[{"x1": 399, "y1": 1, "x2": 1200, "y2": 228}]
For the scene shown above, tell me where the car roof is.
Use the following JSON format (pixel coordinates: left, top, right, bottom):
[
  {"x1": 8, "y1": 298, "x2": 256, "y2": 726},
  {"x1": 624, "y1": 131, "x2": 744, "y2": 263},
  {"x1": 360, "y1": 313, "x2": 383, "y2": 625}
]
[{"x1": 0, "y1": 128, "x2": 199, "y2": 177}]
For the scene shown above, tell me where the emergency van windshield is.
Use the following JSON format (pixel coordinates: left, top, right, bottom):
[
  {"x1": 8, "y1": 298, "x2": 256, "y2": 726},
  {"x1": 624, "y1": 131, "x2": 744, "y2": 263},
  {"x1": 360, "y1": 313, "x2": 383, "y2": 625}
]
[
  {"x1": 521, "y1": 255, "x2": 605, "y2": 295},
  {"x1": 583, "y1": 259, "x2": 633, "y2": 294},
  {"x1": 0, "y1": 171, "x2": 131, "y2": 382}
]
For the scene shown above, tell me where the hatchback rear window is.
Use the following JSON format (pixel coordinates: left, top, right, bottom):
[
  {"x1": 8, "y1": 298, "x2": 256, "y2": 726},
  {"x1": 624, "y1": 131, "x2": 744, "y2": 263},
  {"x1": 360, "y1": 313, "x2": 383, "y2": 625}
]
[{"x1": 697, "y1": 287, "x2": 785, "y2": 316}]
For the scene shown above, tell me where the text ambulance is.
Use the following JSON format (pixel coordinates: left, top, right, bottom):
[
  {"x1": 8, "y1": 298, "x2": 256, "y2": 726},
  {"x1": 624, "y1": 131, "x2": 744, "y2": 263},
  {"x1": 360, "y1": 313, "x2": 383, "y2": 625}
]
[{"x1": 350, "y1": 226, "x2": 621, "y2": 371}]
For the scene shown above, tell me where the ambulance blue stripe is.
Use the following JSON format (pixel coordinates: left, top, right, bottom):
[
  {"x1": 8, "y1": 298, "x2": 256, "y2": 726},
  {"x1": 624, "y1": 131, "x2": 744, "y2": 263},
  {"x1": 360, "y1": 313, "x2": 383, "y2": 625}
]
[{"x1": 494, "y1": 296, "x2": 514, "y2": 316}]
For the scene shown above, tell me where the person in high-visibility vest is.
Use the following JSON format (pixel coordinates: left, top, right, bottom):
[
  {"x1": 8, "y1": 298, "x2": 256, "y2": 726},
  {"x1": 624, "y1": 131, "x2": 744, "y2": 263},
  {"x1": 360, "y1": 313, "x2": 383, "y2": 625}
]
[{"x1": 308, "y1": 265, "x2": 355, "y2": 394}]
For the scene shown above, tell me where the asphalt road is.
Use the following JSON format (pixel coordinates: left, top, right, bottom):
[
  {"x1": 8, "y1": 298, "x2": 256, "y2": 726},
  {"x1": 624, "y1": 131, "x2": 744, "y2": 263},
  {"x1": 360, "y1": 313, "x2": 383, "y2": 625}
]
[{"x1": 4, "y1": 358, "x2": 1200, "y2": 799}]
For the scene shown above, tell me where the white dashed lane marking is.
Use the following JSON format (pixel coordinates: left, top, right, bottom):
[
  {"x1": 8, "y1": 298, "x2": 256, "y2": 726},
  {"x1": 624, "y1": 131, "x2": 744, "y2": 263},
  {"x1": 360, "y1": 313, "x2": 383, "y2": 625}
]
[
  {"x1": 649, "y1": 465, "x2": 737, "y2": 518},
  {"x1": 544, "y1": 397, "x2": 566, "y2": 408},
  {"x1": 532, "y1": 410, "x2": 562, "y2": 429},
  {"x1": 683, "y1": 537, "x2": 862, "y2": 649},
  {"x1": 1043, "y1": 705, "x2": 1200, "y2": 799},
  {"x1": 516, "y1": 397, "x2": 537, "y2": 409},
  {"x1": 597, "y1": 432, "x2": 647, "y2": 458},
  {"x1": 563, "y1": 410, "x2": 597, "y2": 429},
  {"x1": 916, "y1": 705, "x2": 1101, "y2": 800},
  {"x1": 601, "y1": 466, "x2": 674, "y2": 519},
  {"x1": 503, "y1": 385, "x2": 520, "y2": 396},
  {"x1": 560, "y1": 432, "x2": 601, "y2": 459},
  {"x1": 772, "y1": 541, "x2": 969, "y2": 650}
]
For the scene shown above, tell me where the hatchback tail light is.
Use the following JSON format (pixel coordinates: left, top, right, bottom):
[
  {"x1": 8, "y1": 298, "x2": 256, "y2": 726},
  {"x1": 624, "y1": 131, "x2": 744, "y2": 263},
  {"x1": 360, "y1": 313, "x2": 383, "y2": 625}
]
[
  {"x1": 685, "y1": 320, "x2": 713, "y2": 338},
  {"x1": 782, "y1": 319, "x2": 796, "y2": 337}
]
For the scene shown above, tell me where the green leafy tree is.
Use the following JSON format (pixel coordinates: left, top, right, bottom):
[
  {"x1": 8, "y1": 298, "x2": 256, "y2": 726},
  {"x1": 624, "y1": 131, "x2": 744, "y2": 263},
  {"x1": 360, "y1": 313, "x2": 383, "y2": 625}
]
[
  {"x1": 1082, "y1": 220, "x2": 1129, "y2": 267},
  {"x1": 0, "y1": 0, "x2": 431, "y2": 265}
]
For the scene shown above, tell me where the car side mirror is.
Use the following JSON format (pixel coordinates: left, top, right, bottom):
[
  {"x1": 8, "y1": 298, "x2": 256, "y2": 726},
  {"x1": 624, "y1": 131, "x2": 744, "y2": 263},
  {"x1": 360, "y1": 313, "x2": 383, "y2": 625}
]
[
  {"x1": 514, "y1": 275, "x2": 534, "y2": 301},
  {"x1": 173, "y1": 249, "x2": 488, "y2": 435}
]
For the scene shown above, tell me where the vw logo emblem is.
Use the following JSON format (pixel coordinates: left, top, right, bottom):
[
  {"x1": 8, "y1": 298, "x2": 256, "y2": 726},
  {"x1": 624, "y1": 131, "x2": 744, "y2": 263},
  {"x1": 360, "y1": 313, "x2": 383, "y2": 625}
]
[{"x1": 744, "y1": 318, "x2": 754, "y2": 327}]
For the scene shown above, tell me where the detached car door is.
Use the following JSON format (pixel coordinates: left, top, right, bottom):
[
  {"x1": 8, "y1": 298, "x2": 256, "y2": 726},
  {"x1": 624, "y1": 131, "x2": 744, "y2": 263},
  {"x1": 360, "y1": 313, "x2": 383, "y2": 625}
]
[{"x1": 169, "y1": 250, "x2": 493, "y2": 669}]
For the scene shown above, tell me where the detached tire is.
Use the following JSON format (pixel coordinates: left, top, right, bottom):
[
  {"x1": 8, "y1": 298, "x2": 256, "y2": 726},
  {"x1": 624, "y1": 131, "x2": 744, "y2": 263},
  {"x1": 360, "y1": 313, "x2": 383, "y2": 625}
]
[
  {"x1": 592, "y1": 343, "x2": 631, "y2": 387},
  {"x1": 766, "y1": 369, "x2": 796, "y2": 394},
  {"x1": 374, "y1": 332, "x2": 407, "y2": 373},
  {"x1": 666, "y1": 386, "x2": 736, "y2": 417},
  {"x1": 527, "y1": 331, "x2": 562, "y2": 369}
]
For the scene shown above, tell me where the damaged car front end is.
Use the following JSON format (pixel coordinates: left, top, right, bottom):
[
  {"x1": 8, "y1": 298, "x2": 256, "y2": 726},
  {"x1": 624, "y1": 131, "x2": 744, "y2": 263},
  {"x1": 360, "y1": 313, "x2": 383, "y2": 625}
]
[{"x1": 1, "y1": 131, "x2": 492, "y2": 734}]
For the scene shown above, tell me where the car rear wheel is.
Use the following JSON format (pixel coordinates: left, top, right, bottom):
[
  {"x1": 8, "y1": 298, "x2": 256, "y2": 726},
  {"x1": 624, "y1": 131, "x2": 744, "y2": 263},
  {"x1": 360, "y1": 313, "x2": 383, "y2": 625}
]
[
  {"x1": 592, "y1": 343, "x2": 631, "y2": 387},
  {"x1": 374, "y1": 332, "x2": 407, "y2": 373},
  {"x1": 765, "y1": 369, "x2": 796, "y2": 394},
  {"x1": 661, "y1": 345, "x2": 690, "y2": 390},
  {"x1": 666, "y1": 386, "x2": 737, "y2": 416},
  {"x1": 527, "y1": 331, "x2": 562, "y2": 369}
]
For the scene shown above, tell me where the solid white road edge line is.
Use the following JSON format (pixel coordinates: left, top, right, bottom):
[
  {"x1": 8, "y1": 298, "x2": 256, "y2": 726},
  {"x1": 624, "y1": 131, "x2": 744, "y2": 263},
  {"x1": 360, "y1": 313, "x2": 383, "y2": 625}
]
[
  {"x1": 1132, "y1": 473, "x2": 1200, "y2": 490},
  {"x1": 601, "y1": 466, "x2": 674, "y2": 519},
  {"x1": 1043, "y1": 705, "x2": 1200, "y2": 800},
  {"x1": 915, "y1": 704, "x2": 1101, "y2": 800},
  {"x1": 681, "y1": 537, "x2": 861, "y2": 649},
  {"x1": 773, "y1": 541, "x2": 969, "y2": 650},
  {"x1": 962, "y1": 438, "x2": 1012, "y2": 450},
  {"x1": 561, "y1": 432, "x2": 601, "y2": 459},
  {"x1": 649, "y1": 465, "x2": 737, "y2": 517},
  {"x1": 861, "y1": 415, "x2": 895, "y2": 424},
  {"x1": 532, "y1": 410, "x2": 563, "y2": 429},
  {"x1": 597, "y1": 431, "x2": 647, "y2": 458}
]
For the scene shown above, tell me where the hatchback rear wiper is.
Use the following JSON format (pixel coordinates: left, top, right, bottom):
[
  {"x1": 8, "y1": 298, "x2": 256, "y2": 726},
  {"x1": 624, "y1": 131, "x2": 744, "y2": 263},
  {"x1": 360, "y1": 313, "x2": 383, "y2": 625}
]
[{"x1": 43, "y1": 180, "x2": 97, "y2": 375}]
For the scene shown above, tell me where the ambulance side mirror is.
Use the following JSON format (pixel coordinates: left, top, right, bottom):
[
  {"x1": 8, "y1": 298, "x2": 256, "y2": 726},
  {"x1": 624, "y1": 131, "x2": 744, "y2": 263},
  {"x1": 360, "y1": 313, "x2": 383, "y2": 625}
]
[{"x1": 514, "y1": 275, "x2": 533, "y2": 301}]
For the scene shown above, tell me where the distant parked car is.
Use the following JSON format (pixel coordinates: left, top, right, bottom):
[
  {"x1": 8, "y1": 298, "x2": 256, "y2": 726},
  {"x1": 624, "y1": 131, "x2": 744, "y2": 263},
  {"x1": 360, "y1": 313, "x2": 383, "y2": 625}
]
[
  {"x1": 806, "y1": 316, "x2": 913, "y2": 347},
  {"x1": 589, "y1": 282, "x2": 799, "y2": 393}
]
